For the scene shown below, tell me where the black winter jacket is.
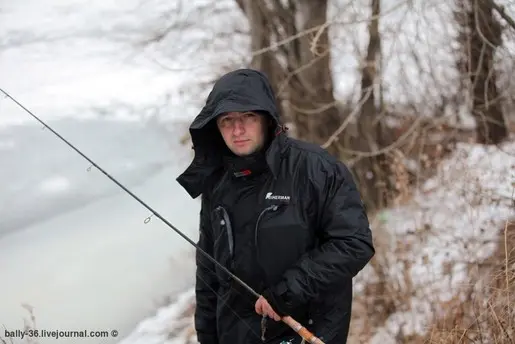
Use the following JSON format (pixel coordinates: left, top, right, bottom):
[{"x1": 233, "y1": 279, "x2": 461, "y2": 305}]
[{"x1": 177, "y1": 69, "x2": 375, "y2": 344}]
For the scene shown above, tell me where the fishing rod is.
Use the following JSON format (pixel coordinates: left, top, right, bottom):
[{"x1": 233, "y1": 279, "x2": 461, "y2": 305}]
[{"x1": 0, "y1": 88, "x2": 325, "y2": 344}]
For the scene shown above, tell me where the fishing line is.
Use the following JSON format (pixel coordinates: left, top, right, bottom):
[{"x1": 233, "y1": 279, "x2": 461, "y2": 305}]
[{"x1": 0, "y1": 88, "x2": 326, "y2": 344}]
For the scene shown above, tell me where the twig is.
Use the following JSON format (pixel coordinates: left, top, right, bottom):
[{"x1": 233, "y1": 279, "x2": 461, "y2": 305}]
[
  {"x1": 339, "y1": 114, "x2": 427, "y2": 158},
  {"x1": 1, "y1": 324, "x2": 14, "y2": 344},
  {"x1": 321, "y1": 87, "x2": 373, "y2": 149},
  {"x1": 251, "y1": 0, "x2": 408, "y2": 60},
  {"x1": 504, "y1": 218, "x2": 512, "y2": 328},
  {"x1": 489, "y1": 0, "x2": 515, "y2": 32},
  {"x1": 277, "y1": 49, "x2": 331, "y2": 97},
  {"x1": 487, "y1": 299, "x2": 513, "y2": 342}
]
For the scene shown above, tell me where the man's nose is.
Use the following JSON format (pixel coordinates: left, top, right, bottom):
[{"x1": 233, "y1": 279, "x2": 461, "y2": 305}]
[{"x1": 232, "y1": 120, "x2": 245, "y2": 135}]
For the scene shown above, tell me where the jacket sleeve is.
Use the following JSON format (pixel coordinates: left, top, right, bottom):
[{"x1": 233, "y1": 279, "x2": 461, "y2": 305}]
[
  {"x1": 194, "y1": 194, "x2": 219, "y2": 344},
  {"x1": 262, "y1": 158, "x2": 375, "y2": 315}
]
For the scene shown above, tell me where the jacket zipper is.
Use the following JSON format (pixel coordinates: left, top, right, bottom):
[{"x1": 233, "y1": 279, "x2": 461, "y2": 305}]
[
  {"x1": 215, "y1": 206, "x2": 234, "y2": 259},
  {"x1": 254, "y1": 204, "x2": 280, "y2": 342},
  {"x1": 254, "y1": 205, "x2": 279, "y2": 271}
]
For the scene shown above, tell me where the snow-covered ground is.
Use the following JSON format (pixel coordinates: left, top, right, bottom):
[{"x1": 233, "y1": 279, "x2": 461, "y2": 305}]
[
  {"x1": 365, "y1": 137, "x2": 514, "y2": 342},
  {"x1": 118, "y1": 288, "x2": 197, "y2": 344}
]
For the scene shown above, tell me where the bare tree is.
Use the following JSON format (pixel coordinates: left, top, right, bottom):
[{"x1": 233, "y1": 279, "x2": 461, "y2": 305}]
[
  {"x1": 237, "y1": 0, "x2": 285, "y2": 111},
  {"x1": 290, "y1": 0, "x2": 342, "y2": 152},
  {"x1": 235, "y1": 0, "x2": 341, "y2": 155},
  {"x1": 455, "y1": 0, "x2": 509, "y2": 144},
  {"x1": 349, "y1": 0, "x2": 392, "y2": 212}
]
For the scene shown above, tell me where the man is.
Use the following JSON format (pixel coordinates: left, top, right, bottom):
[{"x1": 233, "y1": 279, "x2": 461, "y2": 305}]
[{"x1": 176, "y1": 68, "x2": 374, "y2": 344}]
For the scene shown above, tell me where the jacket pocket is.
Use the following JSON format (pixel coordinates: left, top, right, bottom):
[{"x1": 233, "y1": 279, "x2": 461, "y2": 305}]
[
  {"x1": 211, "y1": 205, "x2": 235, "y2": 286},
  {"x1": 256, "y1": 203, "x2": 313, "y2": 285}
]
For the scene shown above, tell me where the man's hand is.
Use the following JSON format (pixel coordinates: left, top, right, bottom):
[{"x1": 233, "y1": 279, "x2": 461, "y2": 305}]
[{"x1": 255, "y1": 295, "x2": 282, "y2": 321}]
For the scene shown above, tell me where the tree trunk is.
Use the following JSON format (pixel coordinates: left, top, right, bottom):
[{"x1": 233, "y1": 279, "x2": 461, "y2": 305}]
[
  {"x1": 241, "y1": 0, "x2": 285, "y2": 116},
  {"x1": 236, "y1": 0, "x2": 340, "y2": 154},
  {"x1": 349, "y1": 0, "x2": 390, "y2": 212},
  {"x1": 457, "y1": 0, "x2": 508, "y2": 144},
  {"x1": 288, "y1": 0, "x2": 341, "y2": 155}
]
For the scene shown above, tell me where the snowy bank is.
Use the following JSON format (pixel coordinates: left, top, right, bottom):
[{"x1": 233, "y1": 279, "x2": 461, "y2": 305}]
[
  {"x1": 361, "y1": 137, "x2": 515, "y2": 343},
  {"x1": 118, "y1": 288, "x2": 197, "y2": 344}
]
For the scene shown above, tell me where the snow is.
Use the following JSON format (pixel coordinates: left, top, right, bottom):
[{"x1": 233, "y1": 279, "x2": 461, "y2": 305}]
[
  {"x1": 365, "y1": 138, "x2": 515, "y2": 342},
  {"x1": 118, "y1": 288, "x2": 197, "y2": 344},
  {"x1": 327, "y1": 1, "x2": 461, "y2": 108},
  {"x1": 38, "y1": 176, "x2": 71, "y2": 193},
  {"x1": 329, "y1": 0, "x2": 515, "y2": 123}
]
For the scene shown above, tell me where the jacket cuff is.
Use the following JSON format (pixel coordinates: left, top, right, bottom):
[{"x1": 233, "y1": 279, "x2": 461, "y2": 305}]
[
  {"x1": 261, "y1": 281, "x2": 296, "y2": 316},
  {"x1": 196, "y1": 332, "x2": 219, "y2": 344}
]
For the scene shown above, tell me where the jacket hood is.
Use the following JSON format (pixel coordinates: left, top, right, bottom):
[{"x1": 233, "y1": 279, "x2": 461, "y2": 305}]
[
  {"x1": 176, "y1": 68, "x2": 285, "y2": 199},
  {"x1": 189, "y1": 68, "x2": 281, "y2": 133}
]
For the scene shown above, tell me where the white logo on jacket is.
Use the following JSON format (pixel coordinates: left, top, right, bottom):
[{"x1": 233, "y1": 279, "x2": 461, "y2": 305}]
[{"x1": 265, "y1": 192, "x2": 290, "y2": 201}]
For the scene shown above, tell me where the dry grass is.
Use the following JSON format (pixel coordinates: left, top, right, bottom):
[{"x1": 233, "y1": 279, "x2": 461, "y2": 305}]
[
  {"x1": 420, "y1": 219, "x2": 515, "y2": 344},
  {"x1": 348, "y1": 218, "x2": 515, "y2": 344},
  {"x1": 0, "y1": 304, "x2": 39, "y2": 344},
  {"x1": 348, "y1": 217, "x2": 411, "y2": 343},
  {"x1": 346, "y1": 126, "x2": 514, "y2": 343},
  {"x1": 345, "y1": 119, "x2": 476, "y2": 342}
]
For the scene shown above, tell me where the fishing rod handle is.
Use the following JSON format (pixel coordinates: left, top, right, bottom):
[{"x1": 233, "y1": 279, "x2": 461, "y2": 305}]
[{"x1": 282, "y1": 316, "x2": 325, "y2": 344}]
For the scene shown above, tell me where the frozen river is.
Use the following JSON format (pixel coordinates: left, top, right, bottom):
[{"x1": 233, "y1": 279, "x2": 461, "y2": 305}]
[{"x1": 0, "y1": 118, "x2": 199, "y2": 344}]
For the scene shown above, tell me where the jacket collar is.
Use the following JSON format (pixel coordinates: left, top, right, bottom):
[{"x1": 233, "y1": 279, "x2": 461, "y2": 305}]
[
  {"x1": 176, "y1": 132, "x2": 289, "y2": 199},
  {"x1": 265, "y1": 132, "x2": 287, "y2": 180}
]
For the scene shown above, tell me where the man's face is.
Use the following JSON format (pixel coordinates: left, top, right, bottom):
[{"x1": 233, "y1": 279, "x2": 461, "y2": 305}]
[{"x1": 216, "y1": 111, "x2": 268, "y2": 156}]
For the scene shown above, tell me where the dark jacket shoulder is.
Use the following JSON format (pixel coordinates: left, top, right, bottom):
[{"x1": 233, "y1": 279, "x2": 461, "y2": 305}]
[{"x1": 283, "y1": 137, "x2": 353, "y2": 189}]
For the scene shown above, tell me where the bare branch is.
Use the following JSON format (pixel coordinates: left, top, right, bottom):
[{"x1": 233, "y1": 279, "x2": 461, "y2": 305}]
[
  {"x1": 321, "y1": 87, "x2": 373, "y2": 149},
  {"x1": 489, "y1": 0, "x2": 515, "y2": 31}
]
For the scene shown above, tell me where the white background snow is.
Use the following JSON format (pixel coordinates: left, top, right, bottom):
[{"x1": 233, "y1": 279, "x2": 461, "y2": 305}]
[{"x1": 1, "y1": 1, "x2": 514, "y2": 344}]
